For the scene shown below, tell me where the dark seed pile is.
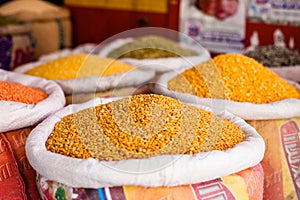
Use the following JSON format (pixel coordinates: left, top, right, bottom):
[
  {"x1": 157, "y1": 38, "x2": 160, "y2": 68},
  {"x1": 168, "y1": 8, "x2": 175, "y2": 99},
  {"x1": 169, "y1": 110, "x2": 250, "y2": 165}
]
[{"x1": 244, "y1": 45, "x2": 300, "y2": 67}]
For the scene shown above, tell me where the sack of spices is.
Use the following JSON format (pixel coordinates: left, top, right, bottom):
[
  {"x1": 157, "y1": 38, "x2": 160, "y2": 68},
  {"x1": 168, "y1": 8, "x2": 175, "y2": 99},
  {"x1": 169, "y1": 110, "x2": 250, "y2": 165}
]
[
  {"x1": 26, "y1": 94, "x2": 264, "y2": 189},
  {"x1": 0, "y1": 69, "x2": 65, "y2": 199},
  {"x1": 14, "y1": 54, "x2": 155, "y2": 95},
  {"x1": 0, "y1": 15, "x2": 34, "y2": 70},
  {"x1": 98, "y1": 34, "x2": 211, "y2": 73},
  {"x1": 244, "y1": 45, "x2": 300, "y2": 83},
  {"x1": 0, "y1": 0, "x2": 72, "y2": 59},
  {"x1": 153, "y1": 54, "x2": 300, "y2": 199},
  {"x1": 154, "y1": 54, "x2": 300, "y2": 120},
  {"x1": 36, "y1": 163, "x2": 264, "y2": 200}
]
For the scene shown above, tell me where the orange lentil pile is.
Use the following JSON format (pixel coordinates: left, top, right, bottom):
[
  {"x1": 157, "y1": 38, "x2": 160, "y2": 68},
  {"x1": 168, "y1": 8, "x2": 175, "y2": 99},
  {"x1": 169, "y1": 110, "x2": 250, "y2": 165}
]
[
  {"x1": 168, "y1": 54, "x2": 300, "y2": 104},
  {"x1": 0, "y1": 80, "x2": 47, "y2": 104},
  {"x1": 46, "y1": 94, "x2": 245, "y2": 161}
]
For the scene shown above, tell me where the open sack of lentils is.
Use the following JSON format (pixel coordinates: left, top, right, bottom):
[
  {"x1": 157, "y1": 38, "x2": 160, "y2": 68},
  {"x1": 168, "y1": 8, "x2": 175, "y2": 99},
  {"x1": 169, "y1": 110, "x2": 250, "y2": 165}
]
[
  {"x1": 154, "y1": 54, "x2": 300, "y2": 120},
  {"x1": 154, "y1": 54, "x2": 300, "y2": 199},
  {"x1": 0, "y1": 69, "x2": 65, "y2": 199},
  {"x1": 98, "y1": 34, "x2": 211, "y2": 73},
  {"x1": 244, "y1": 45, "x2": 300, "y2": 83},
  {"x1": 14, "y1": 54, "x2": 155, "y2": 96},
  {"x1": 26, "y1": 94, "x2": 265, "y2": 199}
]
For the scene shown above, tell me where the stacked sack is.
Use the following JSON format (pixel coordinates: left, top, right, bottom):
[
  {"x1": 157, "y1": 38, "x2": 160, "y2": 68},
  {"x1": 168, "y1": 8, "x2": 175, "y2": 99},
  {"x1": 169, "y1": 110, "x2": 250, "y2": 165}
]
[
  {"x1": 0, "y1": 69, "x2": 65, "y2": 199},
  {"x1": 0, "y1": 0, "x2": 72, "y2": 59},
  {"x1": 154, "y1": 54, "x2": 300, "y2": 199},
  {"x1": 0, "y1": 15, "x2": 34, "y2": 70}
]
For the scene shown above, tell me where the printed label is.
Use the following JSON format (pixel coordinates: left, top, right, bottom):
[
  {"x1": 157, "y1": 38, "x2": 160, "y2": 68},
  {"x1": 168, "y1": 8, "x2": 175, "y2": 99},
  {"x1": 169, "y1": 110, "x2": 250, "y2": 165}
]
[
  {"x1": 0, "y1": 163, "x2": 13, "y2": 182},
  {"x1": 191, "y1": 179, "x2": 236, "y2": 200},
  {"x1": 280, "y1": 120, "x2": 300, "y2": 199}
]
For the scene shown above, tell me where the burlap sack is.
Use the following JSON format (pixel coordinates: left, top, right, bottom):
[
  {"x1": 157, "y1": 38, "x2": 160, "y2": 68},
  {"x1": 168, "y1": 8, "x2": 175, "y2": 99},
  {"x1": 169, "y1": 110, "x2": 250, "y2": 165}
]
[
  {"x1": 0, "y1": 16, "x2": 34, "y2": 70},
  {"x1": 0, "y1": 0, "x2": 72, "y2": 59}
]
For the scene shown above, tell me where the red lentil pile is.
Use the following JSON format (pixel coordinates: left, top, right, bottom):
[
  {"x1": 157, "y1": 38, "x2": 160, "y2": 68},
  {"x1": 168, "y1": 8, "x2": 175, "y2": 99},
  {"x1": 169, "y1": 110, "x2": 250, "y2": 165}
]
[
  {"x1": 46, "y1": 94, "x2": 245, "y2": 161},
  {"x1": 0, "y1": 80, "x2": 48, "y2": 104},
  {"x1": 168, "y1": 54, "x2": 300, "y2": 104}
]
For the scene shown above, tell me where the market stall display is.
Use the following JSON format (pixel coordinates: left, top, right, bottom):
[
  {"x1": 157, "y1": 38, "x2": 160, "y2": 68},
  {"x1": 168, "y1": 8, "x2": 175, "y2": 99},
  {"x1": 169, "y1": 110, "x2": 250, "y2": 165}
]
[
  {"x1": 0, "y1": 0, "x2": 299, "y2": 199},
  {"x1": 0, "y1": 69, "x2": 65, "y2": 200}
]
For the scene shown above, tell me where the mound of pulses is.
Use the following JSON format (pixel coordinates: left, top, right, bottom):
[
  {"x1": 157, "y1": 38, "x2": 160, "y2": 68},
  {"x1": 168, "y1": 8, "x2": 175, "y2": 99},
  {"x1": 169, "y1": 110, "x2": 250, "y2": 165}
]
[
  {"x1": 46, "y1": 94, "x2": 245, "y2": 161},
  {"x1": 25, "y1": 54, "x2": 135, "y2": 80},
  {"x1": 0, "y1": 80, "x2": 47, "y2": 104},
  {"x1": 168, "y1": 54, "x2": 300, "y2": 104}
]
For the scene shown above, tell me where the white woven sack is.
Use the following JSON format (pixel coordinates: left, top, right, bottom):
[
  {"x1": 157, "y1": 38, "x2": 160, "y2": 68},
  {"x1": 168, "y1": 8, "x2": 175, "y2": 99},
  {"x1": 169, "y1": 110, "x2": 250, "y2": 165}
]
[
  {"x1": 26, "y1": 97, "x2": 265, "y2": 188},
  {"x1": 153, "y1": 69, "x2": 300, "y2": 120},
  {"x1": 0, "y1": 69, "x2": 65, "y2": 132},
  {"x1": 38, "y1": 43, "x2": 98, "y2": 62},
  {"x1": 269, "y1": 65, "x2": 300, "y2": 83},
  {"x1": 98, "y1": 37, "x2": 211, "y2": 73},
  {"x1": 14, "y1": 56, "x2": 156, "y2": 95}
]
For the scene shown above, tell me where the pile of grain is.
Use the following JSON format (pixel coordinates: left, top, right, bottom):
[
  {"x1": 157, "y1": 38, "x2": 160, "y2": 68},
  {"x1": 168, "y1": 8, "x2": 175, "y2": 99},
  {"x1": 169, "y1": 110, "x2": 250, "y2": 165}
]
[
  {"x1": 25, "y1": 54, "x2": 135, "y2": 80},
  {"x1": 46, "y1": 94, "x2": 245, "y2": 161},
  {"x1": 0, "y1": 80, "x2": 47, "y2": 104},
  {"x1": 168, "y1": 54, "x2": 300, "y2": 104}
]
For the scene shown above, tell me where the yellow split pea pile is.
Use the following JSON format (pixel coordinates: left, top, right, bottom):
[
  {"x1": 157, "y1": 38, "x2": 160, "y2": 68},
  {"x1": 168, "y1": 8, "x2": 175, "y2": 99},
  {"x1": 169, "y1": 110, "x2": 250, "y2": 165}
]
[
  {"x1": 168, "y1": 54, "x2": 300, "y2": 104},
  {"x1": 46, "y1": 94, "x2": 245, "y2": 161},
  {"x1": 25, "y1": 54, "x2": 135, "y2": 80}
]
